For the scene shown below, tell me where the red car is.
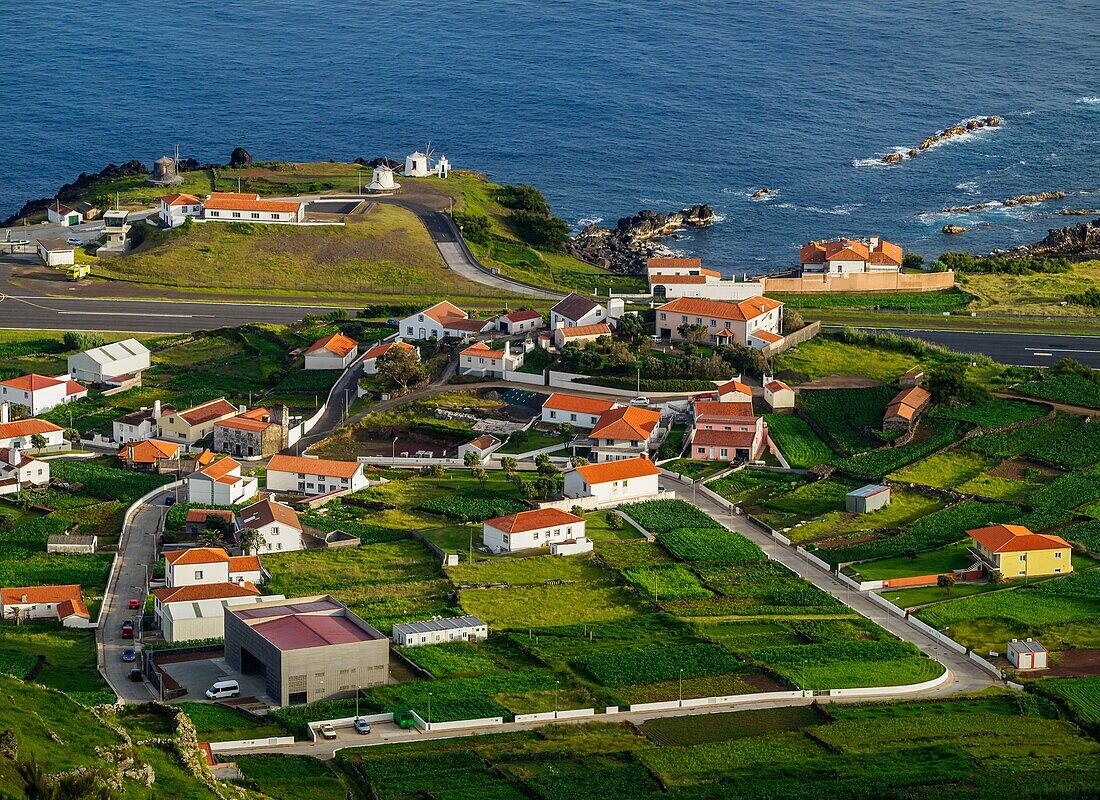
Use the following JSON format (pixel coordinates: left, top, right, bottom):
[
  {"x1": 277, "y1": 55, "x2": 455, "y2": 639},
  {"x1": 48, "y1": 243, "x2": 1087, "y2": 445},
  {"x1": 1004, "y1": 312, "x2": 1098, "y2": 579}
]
[
  {"x1": 128, "y1": 599, "x2": 141, "y2": 610},
  {"x1": 121, "y1": 621, "x2": 134, "y2": 639}
]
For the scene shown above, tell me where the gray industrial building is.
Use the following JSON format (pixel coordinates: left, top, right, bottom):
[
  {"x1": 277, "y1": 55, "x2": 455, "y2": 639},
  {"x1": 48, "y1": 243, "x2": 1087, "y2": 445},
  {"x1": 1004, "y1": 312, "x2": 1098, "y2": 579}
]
[
  {"x1": 224, "y1": 595, "x2": 389, "y2": 706},
  {"x1": 845, "y1": 484, "x2": 892, "y2": 514}
]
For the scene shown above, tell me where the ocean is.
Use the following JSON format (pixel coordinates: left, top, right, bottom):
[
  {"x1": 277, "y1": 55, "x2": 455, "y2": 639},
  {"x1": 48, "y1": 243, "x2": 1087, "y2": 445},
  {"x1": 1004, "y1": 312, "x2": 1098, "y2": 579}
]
[{"x1": 3, "y1": 0, "x2": 1099, "y2": 274}]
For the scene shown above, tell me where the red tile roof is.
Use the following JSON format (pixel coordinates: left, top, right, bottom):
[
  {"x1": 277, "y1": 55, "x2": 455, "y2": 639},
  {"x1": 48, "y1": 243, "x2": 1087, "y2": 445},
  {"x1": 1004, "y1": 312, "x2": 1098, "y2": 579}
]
[
  {"x1": 693, "y1": 401, "x2": 756, "y2": 420},
  {"x1": 462, "y1": 341, "x2": 507, "y2": 359},
  {"x1": 558, "y1": 323, "x2": 611, "y2": 339},
  {"x1": 1, "y1": 584, "x2": 88, "y2": 619},
  {"x1": 161, "y1": 193, "x2": 201, "y2": 206},
  {"x1": 717, "y1": 378, "x2": 752, "y2": 397},
  {"x1": 267, "y1": 454, "x2": 362, "y2": 479},
  {"x1": 647, "y1": 257, "x2": 703, "y2": 269},
  {"x1": 229, "y1": 555, "x2": 262, "y2": 573},
  {"x1": 420, "y1": 301, "x2": 468, "y2": 325},
  {"x1": 239, "y1": 497, "x2": 302, "y2": 531},
  {"x1": 363, "y1": 341, "x2": 414, "y2": 360},
  {"x1": 0, "y1": 374, "x2": 66, "y2": 392},
  {"x1": 505, "y1": 310, "x2": 542, "y2": 323},
  {"x1": 543, "y1": 393, "x2": 618, "y2": 416},
  {"x1": 659, "y1": 296, "x2": 783, "y2": 322},
  {"x1": 750, "y1": 330, "x2": 784, "y2": 344},
  {"x1": 306, "y1": 333, "x2": 358, "y2": 358},
  {"x1": 574, "y1": 456, "x2": 660, "y2": 484},
  {"x1": 195, "y1": 457, "x2": 241, "y2": 481},
  {"x1": 485, "y1": 507, "x2": 584, "y2": 533},
  {"x1": 203, "y1": 193, "x2": 303, "y2": 214},
  {"x1": 119, "y1": 439, "x2": 181, "y2": 464},
  {"x1": 590, "y1": 406, "x2": 661, "y2": 441},
  {"x1": 885, "y1": 386, "x2": 931, "y2": 421},
  {"x1": 0, "y1": 419, "x2": 63, "y2": 439},
  {"x1": 184, "y1": 509, "x2": 236, "y2": 525},
  {"x1": 216, "y1": 409, "x2": 274, "y2": 432},
  {"x1": 177, "y1": 398, "x2": 239, "y2": 426},
  {"x1": 765, "y1": 380, "x2": 793, "y2": 392},
  {"x1": 152, "y1": 582, "x2": 260, "y2": 604},
  {"x1": 968, "y1": 524, "x2": 1071, "y2": 554},
  {"x1": 164, "y1": 547, "x2": 231, "y2": 566},
  {"x1": 466, "y1": 434, "x2": 501, "y2": 450}
]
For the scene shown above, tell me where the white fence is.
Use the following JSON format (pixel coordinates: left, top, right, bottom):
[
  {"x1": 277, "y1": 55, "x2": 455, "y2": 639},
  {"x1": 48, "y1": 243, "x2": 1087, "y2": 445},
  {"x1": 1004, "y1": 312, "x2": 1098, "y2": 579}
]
[
  {"x1": 827, "y1": 667, "x2": 949, "y2": 698},
  {"x1": 209, "y1": 736, "x2": 295, "y2": 752},
  {"x1": 968, "y1": 650, "x2": 1003, "y2": 678},
  {"x1": 501, "y1": 370, "x2": 546, "y2": 386},
  {"x1": 772, "y1": 531, "x2": 792, "y2": 546},
  {"x1": 837, "y1": 572, "x2": 883, "y2": 592},
  {"x1": 629, "y1": 690, "x2": 807, "y2": 713},
  {"x1": 409, "y1": 707, "x2": 503, "y2": 733},
  {"x1": 514, "y1": 708, "x2": 595, "y2": 724},
  {"x1": 613, "y1": 508, "x2": 655, "y2": 541}
]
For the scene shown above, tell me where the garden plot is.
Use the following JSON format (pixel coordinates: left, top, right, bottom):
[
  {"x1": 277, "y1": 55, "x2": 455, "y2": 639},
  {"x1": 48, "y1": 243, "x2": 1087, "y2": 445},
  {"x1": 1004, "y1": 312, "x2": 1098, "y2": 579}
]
[
  {"x1": 889, "y1": 450, "x2": 996, "y2": 489},
  {"x1": 1016, "y1": 373, "x2": 1100, "y2": 410},
  {"x1": 956, "y1": 458, "x2": 1060, "y2": 502},
  {"x1": 798, "y1": 386, "x2": 895, "y2": 455},
  {"x1": 763, "y1": 413, "x2": 834, "y2": 469},
  {"x1": 830, "y1": 418, "x2": 964, "y2": 481},
  {"x1": 752, "y1": 478, "x2": 855, "y2": 529},
  {"x1": 707, "y1": 469, "x2": 807, "y2": 508},
  {"x1": 964, "y1": 412, "x2": 1079, "y2": 459},
  {"x1": 785, "y1": 488, "x2": 946, "y2": 547},
  {"x1": 931, "y1": 398, "x2": 1048, "y2": 428}
]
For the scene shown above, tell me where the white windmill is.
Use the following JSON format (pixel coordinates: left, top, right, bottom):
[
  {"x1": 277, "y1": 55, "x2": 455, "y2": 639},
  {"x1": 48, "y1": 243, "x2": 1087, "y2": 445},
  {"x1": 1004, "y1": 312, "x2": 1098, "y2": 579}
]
[
  {"x1": 368, "y1": 162, "x2": 400, "y2": 193},
  {"x1": 405, "y1": 144, "x2": 433, "y2": 178}
]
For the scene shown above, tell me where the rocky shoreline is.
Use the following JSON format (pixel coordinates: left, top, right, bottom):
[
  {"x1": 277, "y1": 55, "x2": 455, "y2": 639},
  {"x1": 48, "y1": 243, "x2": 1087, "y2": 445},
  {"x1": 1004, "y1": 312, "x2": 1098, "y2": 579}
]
[
  {"x1": 943, "y1": 190, "x2": 1066, "y2": 214},
  {"x1": 881, "y1": 116, "x2": 1001, "y2": 165},
  {"x1": 564, "y1": 205, "x2": 717, "y2": 274},
  {"x1": 1016, "y1": 215, "x2": 1100, "y2": 259}
]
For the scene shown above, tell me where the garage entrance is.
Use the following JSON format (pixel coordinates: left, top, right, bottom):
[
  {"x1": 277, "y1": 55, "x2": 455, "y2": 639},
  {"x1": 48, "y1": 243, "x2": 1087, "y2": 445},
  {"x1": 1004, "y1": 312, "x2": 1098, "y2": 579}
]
[{"x1": 240, "y1": 647, "x2": 265, "y2": 678}]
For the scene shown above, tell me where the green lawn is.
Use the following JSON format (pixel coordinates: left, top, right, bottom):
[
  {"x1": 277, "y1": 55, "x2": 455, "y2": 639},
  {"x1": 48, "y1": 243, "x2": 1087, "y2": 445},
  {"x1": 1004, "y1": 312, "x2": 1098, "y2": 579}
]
[
  {"x1": 175, "y1": 702, "x2": 290, "y2": 742},
  {"x1": 851, "y1": 541, "x2": 975, "y2": 581},
  {"x1": 235, "y1": 755, "x2": 350, "y2": 800},
  {"x1": 889, "y1": 450, "x2": 996, "y2": 489},
  {"x1": 460, "y1": 582, "x2": 642, "y2": 628},
  {"x1": 660, "y1": 459, "x2": 729, "y2": 480},
  {"x1": 786, "y1": 488, "x2": 946, "y2": 546},
  {"x1": 584, "y1": 510, "x2": 646, "y2": 541},
  {"x1": 497, "y1": 427, "x2": 568, "y2": 454},
  {"x1": 775, "y1": 338, "x2": 921, "y2": 383},
  {"x1": 882, "y1": 582, "x2": 1007, "y2": 607}
]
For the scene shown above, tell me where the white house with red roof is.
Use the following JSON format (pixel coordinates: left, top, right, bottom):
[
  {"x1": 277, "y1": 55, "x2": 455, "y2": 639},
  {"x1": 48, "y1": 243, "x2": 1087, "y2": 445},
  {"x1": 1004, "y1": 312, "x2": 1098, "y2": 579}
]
[
  {"x1": 164, "y1": 546, "x2": 263, "y2": 588},
  {"x1": 497, "y1": 309, "x2": 544, "y2": 335},
  {"x1": 1, "y1": 585, "x2": 90, "y2": 626},
  {"x1": 0, "y1": 418, "x2": 65, "y2": 451},
  {"x1": 158, "y1": 193, "x2": 203, "y2": 227},
  {"x1": 689, "y1": 400, "x2": 768, "y2": 461},
  {"x1": 646, "y1": 258, "x2": 765, "y2": 301},
  {"x1": 304, "y1": 333, "x2": 359, "y2": 370},
  {"x1": 46, "y1": 200, "x2": 83, "y2": 227},
  {"x1": 564, "y1": 456, "x2": 661, "y2": 504},
  {"x1": 589, "y1": 406, "x2": 663, "y2": 462},
  {"x1": 655, "y1": 296, "x2": 784, "y2": 348},
  {"x1": 552, "y1": 323, "x2": 612, "y2": 349},
  {"x1": 458, "y1": 341, "x2": 524, "y2": 377},
  {"x1": 200, "y1": 192, "x2": 305, "y2": 224},
  {"x1": 457, "y1": 434, "x2": 502, "y2": 464},
  {"x1": 0, "y1": 445, "x2": 50, "y2": 496},
  {"x1": 482, "y1": 508, "x2": 587, "y2": 554},
  {"x1": 799, "y1": 236, "x2": 904, "y2": 274},
  {"x1": 266, "y1": 454, "x2": 369, "y2": 494},
  {"x1": 0, "y1": 374, "x2": 87, "y2": 415},
  {"x1": 541, "y1": 393, "x2": 619, "y2": 429},
  {"x1": 399, "y1": 301, "x2": 493, "y2": 341},
  {"x1": 238, "y1": 495, "x2": 304, "y2": 554},
  {"x1": 362, "y1": 340, "x2": 418, "y2": 375},
  {"x1": 186, "y1": 456, "x2": 257, "y2": 505},
  {"x1": 159, "y1": 397, "x2": 240, "y2": 445},
  {"x1": 763, "y1": 376, "x2": 795, "y2": 410}
]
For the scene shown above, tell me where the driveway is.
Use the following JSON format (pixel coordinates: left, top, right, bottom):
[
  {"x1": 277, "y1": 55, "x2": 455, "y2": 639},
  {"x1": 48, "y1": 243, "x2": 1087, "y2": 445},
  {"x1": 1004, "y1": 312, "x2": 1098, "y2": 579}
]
[{"x1": 160, "y1": 656, "x2": 271, "y2": 704}]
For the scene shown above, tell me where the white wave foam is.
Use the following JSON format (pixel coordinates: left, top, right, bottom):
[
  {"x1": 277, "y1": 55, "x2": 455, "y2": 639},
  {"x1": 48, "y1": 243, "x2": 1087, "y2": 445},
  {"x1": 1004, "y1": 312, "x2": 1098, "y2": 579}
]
[
  {"x1": 776, "y1": 202, "x2": 861, "y2": 216},
  {"x1": 708, "y1": 213, "x2": 727, "y2": 224},
  {"x1": 954, "y1": 180, "x2": 981, "y2": 194},
  {"x1": 576, "y1": 216, "x2": 602, "y2": 227},
  {"x1": 1076, "y1": 96, "x2": 1100, "y2": 104}
]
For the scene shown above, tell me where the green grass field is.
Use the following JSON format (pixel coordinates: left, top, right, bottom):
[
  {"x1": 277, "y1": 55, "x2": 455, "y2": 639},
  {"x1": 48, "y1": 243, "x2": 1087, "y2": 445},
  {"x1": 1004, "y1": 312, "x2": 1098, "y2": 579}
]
[
  {"x1": 889, "y1": 450, "x2": 996, "y2": 488},
  {"x1": 850, "y1": 540, "x2": 974, "y2": 581},
  {"x1": 786, "y1": 488, "x2": 946, "y2": 546},
  {"x1": 764, "y1": 413, "x2": 834, "y2": 468}
]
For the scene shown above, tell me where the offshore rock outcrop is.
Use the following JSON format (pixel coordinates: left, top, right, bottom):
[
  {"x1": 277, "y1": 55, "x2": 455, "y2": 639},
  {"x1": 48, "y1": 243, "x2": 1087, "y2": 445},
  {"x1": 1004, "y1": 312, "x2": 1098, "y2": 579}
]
[
  {"x1": 943, "y1": 190, "x2": 1066, "y2": 215},
  {"x1": 880, "y1": 116, "x2": 1001, "y2": 165},
  {"x1": 565, "y1": 205, "x2": 716, "y2": 273}
]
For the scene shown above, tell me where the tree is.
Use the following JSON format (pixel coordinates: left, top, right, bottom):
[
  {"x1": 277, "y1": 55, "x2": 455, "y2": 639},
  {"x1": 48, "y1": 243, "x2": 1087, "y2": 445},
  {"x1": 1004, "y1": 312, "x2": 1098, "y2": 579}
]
[
  {"x1": 62, "y1": 331, "x2": 105, "y2": 352},
  {"x1": 937, "y1": 574, "x2": 956, "y2": 595},
  {"x1": 617, "y1": 312, "x2": 645, "y2": 346},
  {"x1": 199, "y1": 528, "x2": 223, "y2": 547},
  {"x1": 501, "y1": 456, "x2": 518, "y2": 476},
  {"x1": 571, "y1": 457, "x2": 590, "y2": 468},
  {"x1": 471, "y1": 466, "x2": 488, "y2": 488},
  {"x1": 463, "y1": 451, "x2": 481, "y2": 470},
  {"x1": 534, "y1": 475, "x2": 558, "y2": 500},
  {"x1": 430, "y1": 464, "x2": 445, "y2": 480},
  {"x1": 608, "y1": 342, "x2": 637, "y2": 369},
  {"x1": 63, "y1": 428, "x2": 80, "y2": 445},
  {"x1": 508, "y1": 210, "x2": 570, "y2": 250},
  {"x1": 238, "y1": 527, "x2": 266, "y2": 555},
  {"x1": 782, "y1": 309, "x2": 805, "y2": 333},
  {"x1": 902, "y1": 252, "x2": 924, "y2": 271},
  {"x1": 29, "y1": 434, "x2": 47, "y2": 451},
  {"x1": 570, "y1": 505, "x2": 585, "y2": 516},
  {"x1": 677, "y1": 323, "x2": 709, "y2": 346},
  {"x1": 14, "y1": 758, "x2": 115, "y2": 800},
  {"x1": 377, "y1": 346, "x2": 429, "y2": 395},
  {"x1": 606, "y1": 510, "x2": 621, "y2": 530},
  {"x1": 928, "y1": 362, "x2": 989, "y2": 406},
  {"x1": 498, "y1": 184, "x2": 551, "y2": 215},
  {"x1": 557, "y1": 422, "x2": 576, "y2": 444},
  {"x1": 453, "y1": 210, "x2": 492, "y2": 246}
]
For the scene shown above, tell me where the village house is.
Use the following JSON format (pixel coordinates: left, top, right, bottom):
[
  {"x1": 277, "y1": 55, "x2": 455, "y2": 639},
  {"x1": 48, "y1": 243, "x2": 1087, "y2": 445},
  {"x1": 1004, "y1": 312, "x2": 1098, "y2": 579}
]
[
  {"x1": 0, "y1": 374, "x2": 87, "y2": 416},
  {"x1": 695, "y1": 377, "x2": 753, "y2": 404},
  {"x1": 238, "y1": 495, "x2": 304, "y2": 554},
  {"x1": 392, "y1": 615, "x2": 488, "y2": 647},
  {"x1": 589, "y1": 406, "x2": 663, "y2": 462},
  {"x1": 458, "y1": 341, "x2": 524, "y2": 377},
  {"x1": 799, "y1": 236, "x2": 904, "y2": 274},
  {"x1": 969, "y1": 524, "x2": 1073, "y2": 579},
  {"x1": 46, "y1": 200, "x2": 83, "y2": 227},
  {"x1": 159, "y1": 397, "x2": 239, "y2": 445},
  {"x1": 117, "y1": 439, "x2": 182, "y2": 472},
  {"x1": 67, "y1": 338, "x2": 151, "y2": 384},
  {"x1": 763, "y1": 377, "x2": 795, "y2": 410},
  {"x1": 200, "y1": 192, "x2": 306, "y2": 224},
  {"x1": 113, "y1": 401, "x2": 174, "y2": 444},
  {"x1": 362, "y1": 340, "x2": 418, "y2": 375},
  {"x1": 36, "y1": 238, "x2": 75, "y2": 267},
  {"x1": 552, "y1": 323, "x2": 612, "y2": 350},
  {"x1": 152, "y1": 582, "x2": 263, "y2": 642},
  {"x1": 457, "y1": 434, "x2": 501, "y2": 464},
  {"x1": 213, "y1": 406, "x2": 289, "y2": 459},
  {"x1": 72, "y1": 201, "x2": 100, "y2": 221},
  {"x1": 482, "y1": 508, "x2": 587, "y2": 554},
  {"x1": 266, "y1": 454, "x2": 369, "y2": 495},
  {"x1": 883, "y1": 386, "x2": 932, "y2": 433},
  {"x1": 655, "y1": 296, "x2": 784, "y2": 348},
  {"x1": 541, "y1": 393, "x2": 619, "y2": 429},
  {"x1": 186, "y1": 457, "x2": 257, "y2": 505},
  {"x1": 689, "y1": 400, "x2": 768, "y2": 461},
  {"x1": 646, "y1": 257, "x2": 765, "y2": 301},
  {"x1": 303, "y1": 333, "x2": 359, "y2": 371},
  {"x1": 164, "y1": 547, "x2": 263, "y2": 588},
  {"x1": 550, "y1": 293, "x2": 622, "y2": 330},
  {"x1": 158, "y1": 193, "x2": 203, "y2": 227},
  {"x1": 1, "y1": 585, "x2": 90, "y2": 627},
  {"x1": 399, "y1": 301, "x2": 493, "y2": 341},
  {"x1": 900, "y1": 369, "x2": 925, "y2": 387},
  {"x1": 496, "y1": 310, "x2": 544, "y2": 335},
  {"x1": 0, "y1": 418, "x2": 65, "y2": 451},
  {"x1": 564, "y1": 456, "x2": 661, "y2": 504},
  {"x1": 0, "y1": 446, "x2": 50, "y2": 496},
  {"x1": 183, "y1": 509, "x2": 238, "y2": 540}
]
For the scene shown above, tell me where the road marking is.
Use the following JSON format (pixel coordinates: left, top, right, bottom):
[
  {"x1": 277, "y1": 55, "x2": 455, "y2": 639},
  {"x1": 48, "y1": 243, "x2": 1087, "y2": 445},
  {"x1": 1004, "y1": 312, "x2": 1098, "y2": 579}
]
[
  {"x1": 1025, "y1": 347, "x2": 1100, "y2": 355},
  {"x1": 1032, "y1": 352, "x2": 1053, "y2": 356},
  {"x1": 58, "y1": 310, "x2": 217, "y2": 319}
]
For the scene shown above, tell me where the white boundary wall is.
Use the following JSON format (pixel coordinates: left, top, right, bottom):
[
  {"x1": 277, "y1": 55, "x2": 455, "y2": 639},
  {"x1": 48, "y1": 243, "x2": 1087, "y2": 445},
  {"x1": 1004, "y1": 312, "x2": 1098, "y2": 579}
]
[
  {"x1": 828, "y1": 667, "x2": 949, "y2": 697},
  {"x1": 906, "y1": 616, "x2": 968, "y2": 655},
  {"x1": 969, "y1": 650, "x2": 1003, "y2": 678},
  {"x1": 515, "y1": 708, "x2": 595, "y2": 723},
  {"x1": 630, "y1": 690, "x2": 806, "y2": 713},
  {"x1": 796, "y1": 546, "x2": 832, "y2": 573},
  {"x1": 210, "y1": 736, "x2": 295, "y2": 752},
  {"x1": 501, "y1": 370, "x2": 546, "y2": 386}
]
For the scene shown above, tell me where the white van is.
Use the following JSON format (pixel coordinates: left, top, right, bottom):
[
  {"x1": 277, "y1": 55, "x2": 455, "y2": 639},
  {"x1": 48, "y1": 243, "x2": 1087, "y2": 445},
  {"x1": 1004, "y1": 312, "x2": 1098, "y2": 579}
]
[{"x1": 205, "y1": 680, "x2": 240, "y2": 700}]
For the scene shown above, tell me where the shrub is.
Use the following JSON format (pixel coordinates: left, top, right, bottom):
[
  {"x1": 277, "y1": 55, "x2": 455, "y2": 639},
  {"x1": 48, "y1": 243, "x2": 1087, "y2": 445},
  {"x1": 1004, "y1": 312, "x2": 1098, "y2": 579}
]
[{"x1": 417, "y1": 491, "x2": 526, "y2": 522}]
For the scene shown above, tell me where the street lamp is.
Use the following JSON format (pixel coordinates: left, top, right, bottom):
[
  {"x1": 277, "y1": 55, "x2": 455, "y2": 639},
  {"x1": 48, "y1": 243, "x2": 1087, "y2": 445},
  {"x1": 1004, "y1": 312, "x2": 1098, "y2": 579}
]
[
  {"x1": 554, "y1": 679, "x2": 560, "y2": 718},
  {"x1": 355, "y1": 684, "x2": 361, "y2": 720},
  {"x1": 802, "y1": 659, "x2": 808, "y2": 697},
  {"x1": 392, "y1": 436, "x2": 399, "y2": 459},
  {"x1": 679, "y1": 668, "x2": 683, "y2": 707},
  {"x1": 427, "y1": 691, "x2": 432, "y2": 729}
]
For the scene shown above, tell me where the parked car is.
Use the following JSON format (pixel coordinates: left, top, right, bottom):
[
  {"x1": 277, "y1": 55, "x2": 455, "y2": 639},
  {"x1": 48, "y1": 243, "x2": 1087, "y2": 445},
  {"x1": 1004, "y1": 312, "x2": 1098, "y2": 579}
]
[
  {"x1": 164, "y1": 496, "x2": 176, "y2": 507},
  {"x1": 630, "y1": 396, "x2": 651, "y2": 406},
  {"x1": 319, "y1": 723, "x2": 337, "y2": 740},
  {"x1": 128, "y1": 669, "x2": 144, "y2": 682},
  {"x1": 353, "y1": 718, "x2": 371, "y2": 735},
  {"x1": 128, "y1": 598, "x2": 141, "y2": 610},
  {"x1": 121, "y1": 649, "x2": 136, "y2": 662},
  {"x1": 121, "y1": 620, "x2": 134, "y2": 639},
  {"x1": 205, "y1": 680, "x2": 240, "y2": 700},
  {"x1": 65, "y1": 237, "x2": 83, "y2": 247}
]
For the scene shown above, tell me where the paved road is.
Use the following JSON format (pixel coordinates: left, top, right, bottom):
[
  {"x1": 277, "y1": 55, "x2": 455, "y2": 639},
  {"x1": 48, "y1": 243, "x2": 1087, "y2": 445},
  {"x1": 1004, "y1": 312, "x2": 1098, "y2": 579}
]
[
  {"x1": 100, "y1": 498, "x2": 166, "y2": 702},
  {"x1": 836, "y1": 326, "x2": 1100, "y2": 368},
  {"x1": 0, "y1": 292, "x2": 338, "y2": 333}
]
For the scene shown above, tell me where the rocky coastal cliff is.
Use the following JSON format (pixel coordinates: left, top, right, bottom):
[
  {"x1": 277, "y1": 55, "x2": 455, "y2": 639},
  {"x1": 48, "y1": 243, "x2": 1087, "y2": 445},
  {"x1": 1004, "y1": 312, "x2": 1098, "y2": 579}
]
[
  {"x1": 1026, "y1": 216, "x2": 1100, "y2": 258},
  {"x1": 565, "y1": 205, "x2": 716, "y2": 273}
]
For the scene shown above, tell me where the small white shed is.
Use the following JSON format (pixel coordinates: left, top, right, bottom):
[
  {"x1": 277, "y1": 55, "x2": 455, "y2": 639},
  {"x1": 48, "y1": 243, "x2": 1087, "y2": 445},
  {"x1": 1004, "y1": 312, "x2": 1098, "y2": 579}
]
[{"x1": 1007, "y1": 639, "x2": 1048, "y2": 671}]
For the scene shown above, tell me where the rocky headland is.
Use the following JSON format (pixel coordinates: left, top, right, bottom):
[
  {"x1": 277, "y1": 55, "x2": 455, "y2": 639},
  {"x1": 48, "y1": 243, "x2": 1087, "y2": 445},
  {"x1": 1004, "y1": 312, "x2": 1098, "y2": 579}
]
[
  {"x1": 881, "y1": 116, "x2": 1001, "y2": 165},
  {"x1": 1021, "y1": 216, "x2": 1100, "y2": 259},
  {"x1": 565, "y1": 205, "x2": 716, "y2": 273}
]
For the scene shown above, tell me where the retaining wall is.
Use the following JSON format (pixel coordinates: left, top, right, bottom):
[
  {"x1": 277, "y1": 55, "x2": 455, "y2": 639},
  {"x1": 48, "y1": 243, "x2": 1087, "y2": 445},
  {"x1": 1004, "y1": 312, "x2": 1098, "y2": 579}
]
[
  {"x1": 501, "y1": 370, "x2": 546, "y2": 386},
  {"x1": 968, "y1": 650, "x2": 1003, "y2": 678},
  {"x1": 514, "y1": 708, "x2": 595, "y2": 723},
  {"x1": 629, "y1": 690, "x2": 807, "y2": 713},
  {"x1": 827, "y1": 667, "x2": 949, "y2": 697},
  {"x1": 906, "y1": 616, "x2": 968, "y2": 655}
]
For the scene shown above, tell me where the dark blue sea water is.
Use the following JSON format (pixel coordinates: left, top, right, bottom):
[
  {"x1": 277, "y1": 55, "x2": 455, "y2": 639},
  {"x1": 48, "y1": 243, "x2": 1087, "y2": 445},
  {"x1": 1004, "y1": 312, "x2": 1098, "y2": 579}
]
[{"x1": 4, "y1": 1, "x2": 1099, "y2": 273}]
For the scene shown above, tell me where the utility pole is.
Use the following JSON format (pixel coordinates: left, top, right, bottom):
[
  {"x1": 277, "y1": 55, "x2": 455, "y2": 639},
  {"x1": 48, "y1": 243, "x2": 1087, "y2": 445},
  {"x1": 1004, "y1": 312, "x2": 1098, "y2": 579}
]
[
  {"x1": 427, "y1": 691, "x2": 432, "y2": 729},
  {"x1": 355, "y1": 685, "x2": 361, "y2": 719},
  {"x1": 679, "y1": 668, "x2": 683, "y2": 707},
  {"x1": 554, "y1": 680, "x2": 560, "y2": 718}
]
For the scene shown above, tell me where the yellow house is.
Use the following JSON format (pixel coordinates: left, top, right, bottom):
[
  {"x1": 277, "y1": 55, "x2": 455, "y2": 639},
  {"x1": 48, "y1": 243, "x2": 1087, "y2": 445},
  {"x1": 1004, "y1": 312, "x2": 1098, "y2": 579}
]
[
  {"x1": 968, "y1": 524, "x2": 1073, "y2": 579},
  {"x1": 158, "y1": 398, "x2": 240, "y2": 445}
]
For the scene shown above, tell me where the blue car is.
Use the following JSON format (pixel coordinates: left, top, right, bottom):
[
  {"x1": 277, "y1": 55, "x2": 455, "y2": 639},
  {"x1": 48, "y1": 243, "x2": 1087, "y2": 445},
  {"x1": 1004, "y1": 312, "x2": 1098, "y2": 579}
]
[{"x1": 122, "y1": 649, "x2": 136, "y2": 662}]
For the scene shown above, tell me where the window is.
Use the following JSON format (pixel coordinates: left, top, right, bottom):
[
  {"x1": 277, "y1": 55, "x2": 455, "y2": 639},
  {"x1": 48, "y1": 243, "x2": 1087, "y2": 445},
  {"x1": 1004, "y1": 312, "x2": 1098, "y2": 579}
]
[
  {"x1": 251, "y1": 212, "x2": 260, "y2": 219},
  {"x1": 406, "y1": 326, "x2": 413, "y2": 335},
  {"x1": 659, "y1": 312, "x2": 666, "y2": 320},
  {"x1": 570, "y1": 413, "x2": 577, "y2": 421},
  {"x1": 1019, "y1": 555, "x2": 1027, "y2": 562},
  {"x1": 194, "y1": 570, "x2": 203, "y2": 580},
  {"x1": 1055, "y1": 552, "x2": 1063, "y2": 559},
  {"x1": 710, "y1": 319, "x2": 716, "y2": 327},
  {"x1": 1054, "y1": 568, "x2": 1062, "y2": 573},
  {"x1": 720, "y1": 448, "x2": 728, "y2": 458},
  {"x1": 232, "y1": 212, "x2": 241, "y2": 218},
  {"x1": 549, "y1": 410, "x2": 557, "y2": 419},
  {"x1": 1019, "y1": 570, "x2": 1026, "y2": 575},
  {"x1": 622, "y1": 479, "x2": 628, "y2": 487}
]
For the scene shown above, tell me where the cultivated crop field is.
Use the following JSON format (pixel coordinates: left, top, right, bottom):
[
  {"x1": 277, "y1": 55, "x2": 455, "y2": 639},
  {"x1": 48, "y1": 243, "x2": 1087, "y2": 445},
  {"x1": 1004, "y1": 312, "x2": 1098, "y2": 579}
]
[
  {"x1": 1026, "y1": 417, "x2": 1100, "y2": 469},
  {"x1": 235, "y1": 755, "x2": 348, "y2": 800},
  {"x1": 1034, "y1": 677, "x2": 1100, "y2": 727},
  {"x1": 889, "y1": 450, "x2": 995, "y2": 489},
  {"x1": 798, "y1": 386, "x2": 895, "y2": 455},
  {"x1": 657, "y1": 528, "x2": 765, "y2": 565},
  {"x1": 964, "y1": 413, "x2": 1079, "y2": 458},
  {"x1": 621, "y1": 563, "x2": 714, "y2": 601},
  {"x1": 764, "y1": 413, "x2": 833, "y2": 468},
  {"x1": 1016, "y1": 373, "x2": 1100, "y2": 409},
  {"x1": 932, "y1": 398, "x2": 1048, "y2": 428},
  {"x1": 573, "y1": 641, "x2": 745, "y2": 688},
  {"x1": 756, "y1": 478, "x2": 853, "y2": 527},
  {"x1": 618, "y1": 499, "x2": 721, "y2": 533},
  {"x1": 830, "y1": 419, "x2": 963, "y2": 480},
  {"x1": 708, "y1": 469, "x2": 806, "y2": 507}
]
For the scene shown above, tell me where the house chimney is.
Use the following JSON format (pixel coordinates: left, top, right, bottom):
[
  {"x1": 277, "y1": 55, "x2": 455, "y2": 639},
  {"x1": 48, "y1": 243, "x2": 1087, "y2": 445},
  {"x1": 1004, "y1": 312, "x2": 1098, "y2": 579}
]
[
  {"x1": 20, "y1": 594, "x2": 27, "y2": 603},
  {"x1": 239, "y1": 404, "x2": 247, "y2": 415},
  {"x1": 8, "y1": 444, "x2": 20, "y2": 467},
  {"x1": 0, "y1": 403, "x2": 8, "y2": 424},
  {"x1": 504, "y1": 341, "x2": 511, "y2": 357},
  {"x1": 152, "y1": 400, "x2": 161, "y2": 419}
]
